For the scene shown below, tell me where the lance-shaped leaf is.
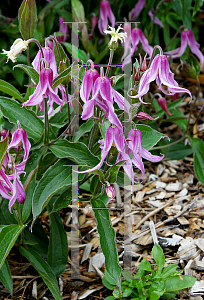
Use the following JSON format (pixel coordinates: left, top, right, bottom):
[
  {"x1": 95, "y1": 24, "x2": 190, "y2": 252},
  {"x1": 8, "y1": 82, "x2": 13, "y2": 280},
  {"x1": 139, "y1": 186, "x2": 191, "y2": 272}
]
[
  {"x1": 74, "y1": 119, "x2": 94, "y2": 142},
  {"x1": 19, "y1": 246, "x2": 63, "y2": 300},
  {"x1": 71, "y1": 0, "x2": 85, "y2": 23},
  {"x1": 49, "y1": 140, "x2": 100, "y2": 168},
  {"x1": 0, "y1": 97, "x2": 44, "y2": 142},
  {"x1": 14, "y1": 65, "x2": 39, "y2": 84},
  {"x1": 0, "y1": 225, "x2": 25, "y2": 269},
  {"x1": 32, "y1": 159, "x2": 81, "y2": 220},
  {"x1": 164, "y1": 275, "x2": 196, "y2": 292},
  {"x1": 0, "y1": 80, "x2": 24, "y2": 102},
  {"x1": 91, "y1": 199, "x2": 121, "y2": 290},
  {"x1": 52, "y1": 66, "x2": 72, "y2": 89},
  {"x1": 0, "y1": 134, "x2": 8, "y2": 170},
  {"x1": 0, "y1": 259, "x2": 13, "y2": 294},
  {"x1": 190, "y1": 137, "x2": 204, "y2": 185},
  {"x1": 47, "y1": 205, "x2": 68, "y2": 276},
  {"x1": 18, "y1": 0, "x2": 38, "y2": 40}
]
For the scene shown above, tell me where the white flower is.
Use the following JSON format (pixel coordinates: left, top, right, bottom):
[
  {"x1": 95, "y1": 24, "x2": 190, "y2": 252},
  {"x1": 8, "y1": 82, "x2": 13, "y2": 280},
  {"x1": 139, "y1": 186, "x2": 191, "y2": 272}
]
[
  {"x1": 2, "y1": 38, "x2": 28, "y2": 63},
  {"x1": 104, "y1": 25, "x2": 127, "y2": 50}
]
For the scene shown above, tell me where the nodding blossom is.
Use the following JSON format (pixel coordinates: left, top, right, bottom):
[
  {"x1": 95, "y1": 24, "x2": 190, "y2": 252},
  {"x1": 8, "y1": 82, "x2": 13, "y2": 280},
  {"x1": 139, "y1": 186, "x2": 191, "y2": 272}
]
[
  {"x1": 165, "y1": 29, "x2": 204, "y2": 68},
  {"x1": 106, "y1": 185, "x2": 115, "y2": 203},
  {"x1": 122, "y1": 28, "x2": 153, "y2": 67},
  {"x1": 129, "y1": 0, "x2": 145, "y2": 21},
  {"x1": 57, "y1": 17, "x2": 68, "y2": 43},
  {"x1": 104, "y1": 25, "x2": 127, "y2": 50},
  {"x1": 23, "y1": 67, "x2": 64, "y2": 116},
  {"x1": 148, "y1": 9, "x2": 164, "y2": 28},
  {"x1": 80, "y1": 68, "x2": 131, "y2": 127},
  {"x1": 98, "y1": 0, "x2": 115, "y2": 35},
  {"x1": 130, "y1": 54, "x2": 192, "y2": 104},
  {"x1": 0, "y1": 122, "x2": 30, "y2": 212},
  {"x1": 2, "y1": 38, "x2": 28, "y2": 63},
  {"x1": 157, "y1": 97, "x2": 172, "y2": 116}
]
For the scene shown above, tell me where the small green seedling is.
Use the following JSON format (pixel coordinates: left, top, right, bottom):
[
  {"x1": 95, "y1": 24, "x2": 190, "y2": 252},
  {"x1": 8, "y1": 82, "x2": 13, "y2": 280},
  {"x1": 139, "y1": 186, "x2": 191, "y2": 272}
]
[{"x1": 103, "y1": 243, "x2": 196, "y2": 300}]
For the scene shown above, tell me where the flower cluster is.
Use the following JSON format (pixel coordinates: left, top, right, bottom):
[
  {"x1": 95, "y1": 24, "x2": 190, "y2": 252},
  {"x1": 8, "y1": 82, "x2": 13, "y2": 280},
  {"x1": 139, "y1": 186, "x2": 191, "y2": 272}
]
[{"x1": 0, "y1": 122, "x2": 30, "y2": 212}]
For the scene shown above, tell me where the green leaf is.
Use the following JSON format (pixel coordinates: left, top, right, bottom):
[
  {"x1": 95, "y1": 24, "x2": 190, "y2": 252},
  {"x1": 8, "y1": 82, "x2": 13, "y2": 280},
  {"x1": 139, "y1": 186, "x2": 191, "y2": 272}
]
[
  {"x1": 99, "y1": 121, "x2": 111, "y2": 139},
  {"x1": 190, "y1": 137, "x2": 204, "y2": 185},
  {"x1": 123, "y1": 287, "x2": 133, "y2": 297},
  {"x1": 0, "y1": 225, "x2": 25, "y2": 269},
  {"x1": 0, "y1": 97, "x2": 44, "y2": 142},
  {"x1": 22, "y1": 178, "x2": 36, "y2": 223},
  {"x1": 13, "y1": 64, "x2": 39, "y2": 84},
  {"x1": 74, "y1": 119, "x2": 94, "y2": 142},
  {"x1": 193, "y1": 0, "x2": 204, "y2": 16},
  {"x1": 32, "y1": 159, "x2": 78, "y2": 220},
  {"x1": 63, "y1": 42, "x2": 89, "y2": 63},
  {"x1": 0, "y1": 259, "x2": 13, "y2": 294},
  {"x1": 91, "y1": 199, "x2": 121, "y2": 289},
  {"x1": 136, "y1": 125, "x2": 167, "y2": 150},
  {"x1": 47, "y1": 206, "x2": 68, "y2": 276},
  {"x1": 18, "y1": 0, "x2": 38, "y2": 40},
  {"x1": 167, "y1": 108, "x2": 187, "y2": 131},
  {"x1": 52, "y1": 187, "x2": 71, "y2": 213},
  {"x1": 162, "y1": 264, "x2": 179, "y2": 279},
  {"x1": 52, "y1": 66, "x2": 72, "y2": 89},
  {"x1": 182, "y1": 54, "x2": 200, "y2": 80},
  {"x1": 0, "y1": 80, "x2": 23, "y2": 102},
  {"x1": 165, "y1": 141, "x2": 193, "y2": 160},
  {"x1": 152, "y1": 243, "x2": 165, "y2": 274},
  {"x1": 19, "y1": 246, "x2": 63, "y2": 300},
  {"x1": 71, "y1": 0, "x2": 85, "y2": 23},
  {"x1": 49, "y1": 139, "x2": 100, "y2": 168},
  {"x1": 0, "y1": 134, "x2": 8, "y2": 170},
  {"x1": 164, "y1": 275, "x2": 196, "y2": 292},
  {"x1": 105, "y1": 160, "x2": 126, "y2": 184}
]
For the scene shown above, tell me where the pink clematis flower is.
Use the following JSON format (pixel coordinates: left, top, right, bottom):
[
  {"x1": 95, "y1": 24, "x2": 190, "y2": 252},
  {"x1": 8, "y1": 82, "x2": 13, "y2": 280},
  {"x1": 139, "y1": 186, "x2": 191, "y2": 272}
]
[
  {"x1": 131, "y1": 54, "x2": 192, "y2": 104},
  {"x1": 57, "y1": 17, "x2": 68, "y2": 43},
  {"x1": 81, "y1": 73, "x2": 131, "y2": 127},
  {"x1": 129, "y1": 0, "x2": 145, "y2": 21},
  {"x1": 23, "y1": 67, "x2": 64, "y2": 116},
  {"x1": 122, "y1": 28, "x2": 153, "y2": 67},
  {"x1": 0, "y1": 122, "x2": 30, "y2": 212},
  {"x1": 148, "y1": 9, "x2": 164, "y2": 28},
  {"x1": 119, "y1": 129, "x2": 164, "y2": 184},
  {"x1": 98, "y1": 0, "x2": 115, "y2": 35},
  {"x1": 165, "y1": 29, "x2": 204, "y2": 68},
  {"x1": 32, "y1": 47, "x2": 58, "y2": 77},
  {"x1": 80, "y1": 68, "x2": 99, "y2": 103},
  {"x1": 78, "y1": 125, "x2": 127, "y2": 173},
  {"x1": 106, "y1": 185, "x2": 115, "y2": 203},
  {"x1": 7, "y1": 121, "x2": 31, "y2": 173}
]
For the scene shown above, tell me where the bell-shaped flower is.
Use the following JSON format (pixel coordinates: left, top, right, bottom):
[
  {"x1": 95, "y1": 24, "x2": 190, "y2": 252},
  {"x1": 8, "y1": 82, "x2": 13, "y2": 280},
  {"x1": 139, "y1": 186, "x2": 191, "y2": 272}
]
[
  {"x1": 136, "y1": 111, "x2": 158, "y2": 120},
  {"x1": 131, "y1": 54, "x2": 192, "y2": 104},
  {"x1": 23, "y1": 67, "x2": 64, "y2": 116},
  {"x1": 57, "y1": 17, "x2": 68, "y2": 43},
  {"x1": 165, "y1": 29, "x2": 204, "y2": 68},
  {"x1": 32, "y1": 47, "x2": 58, "y2": 78},
  {"x1": 89, "y1": 16, "x2": 98, "y2": 38},
  {"x1": 148, "y1": 9, "x2": 164, "y2": 28},
  {"x1": 122, "y1": 28, "x2": 153, "y2": 67},
  {"x1": 81, "y1": 75, "x2": 131, "y2": 126},
  {"x1": 7, "y1": 121, "x2": 31, "y2": 173},
  {"x1": 78, "y1": 125, "x2": 127, "y2": 173},
  {"x1": 123, "y1": 129, "x2": 164, "y2": 183},
  {"x1": 8, "y1": 169, "x2": 26, "y2": 212},
  {"x1": 129, "y1": 0, "x2": 145, "y2": 21},
  {"x1": 2, "y1": 38, "x2": 28, "y2": 63},
  {"x1": 98, "y1": 0, "x2": 115, "y2": 35},
  {"x1": 80, "y1": 68, "x2": 99, "y2": 103}
]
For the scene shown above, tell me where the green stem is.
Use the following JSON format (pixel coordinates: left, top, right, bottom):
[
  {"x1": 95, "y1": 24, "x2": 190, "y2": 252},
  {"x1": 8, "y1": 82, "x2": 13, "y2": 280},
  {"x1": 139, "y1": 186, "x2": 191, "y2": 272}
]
[
  {"x1": 88, "y1": 121, "x2": 99, "y2": 151},
  {"x1": 65, "y1": 84, "x2": 71, "y2": 125},
  {"x1": 48, "y1": 115, "x2": 76, "y2": 146},
  {"x1": 105, "y1": 49, "x2": 114, "y2": 77},
  {"x1": 0, "y1": 198, "x2": 4, "y2": 209},
  {"x1": 151, "y1": 136, "x2": 186, "y2": 150}
]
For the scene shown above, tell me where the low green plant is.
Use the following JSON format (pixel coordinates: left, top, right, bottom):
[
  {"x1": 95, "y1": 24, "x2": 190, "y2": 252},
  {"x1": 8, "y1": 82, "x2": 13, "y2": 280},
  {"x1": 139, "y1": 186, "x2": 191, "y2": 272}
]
[{"x1": 103, "y1": 243, "x2": 196, "y2": 300}]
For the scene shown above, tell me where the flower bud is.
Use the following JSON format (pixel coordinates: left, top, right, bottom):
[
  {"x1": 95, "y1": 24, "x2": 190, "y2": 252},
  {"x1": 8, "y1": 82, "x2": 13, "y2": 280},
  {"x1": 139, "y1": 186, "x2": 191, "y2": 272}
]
[
  {"x1": 106, "y1": 185, "x2": 115, "y2": 202},
  {"x1": 157, "y1": 97, "x2": 173, "y2": 116},
  {"x1": 136, "y1": 111, "x2": 158, "y2": 121},
  {"x1": 2, "y1": 38, "x2": 28, "y2": 63}
]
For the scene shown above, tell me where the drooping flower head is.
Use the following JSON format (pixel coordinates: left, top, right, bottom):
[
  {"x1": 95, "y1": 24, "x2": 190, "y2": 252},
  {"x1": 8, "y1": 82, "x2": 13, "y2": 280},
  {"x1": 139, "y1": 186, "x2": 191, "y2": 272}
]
[
  {"x1": 98, "y1": 0, "x2": 115, "y2": 35},
  {"x1": 106, "y1": 185, "x2": 115, "y2": 203},
  {"x1": 122, "y1": 28, "x2": 153, "y2": 67},
  {"x1": 32, "y1": 47, "x2": 58, "y2": 77},
  {"x1": 165, "y1": 29, "x2": 204, "y2": 68},
  {"x1": 130, "y1": 53, "x2": 192, "y2": 104},
  {"x1": 57, "y1": 17, "x2": 68, "y2": 43},
  {"x1": 148, "y1": 9, "x2": 164, "y2": 28},
  {"x1": 129, "y1": 0, "x2": 145, "y2": 21},
  {"x1": 104, "y1": 25, "x2": 127, "y2": 50},
  {"x1": 23, "y1": 66, "x2": 64, "y2": 116},
  {"x1": 2, "y1": 38, "x2": 28, "y2": 63}
]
